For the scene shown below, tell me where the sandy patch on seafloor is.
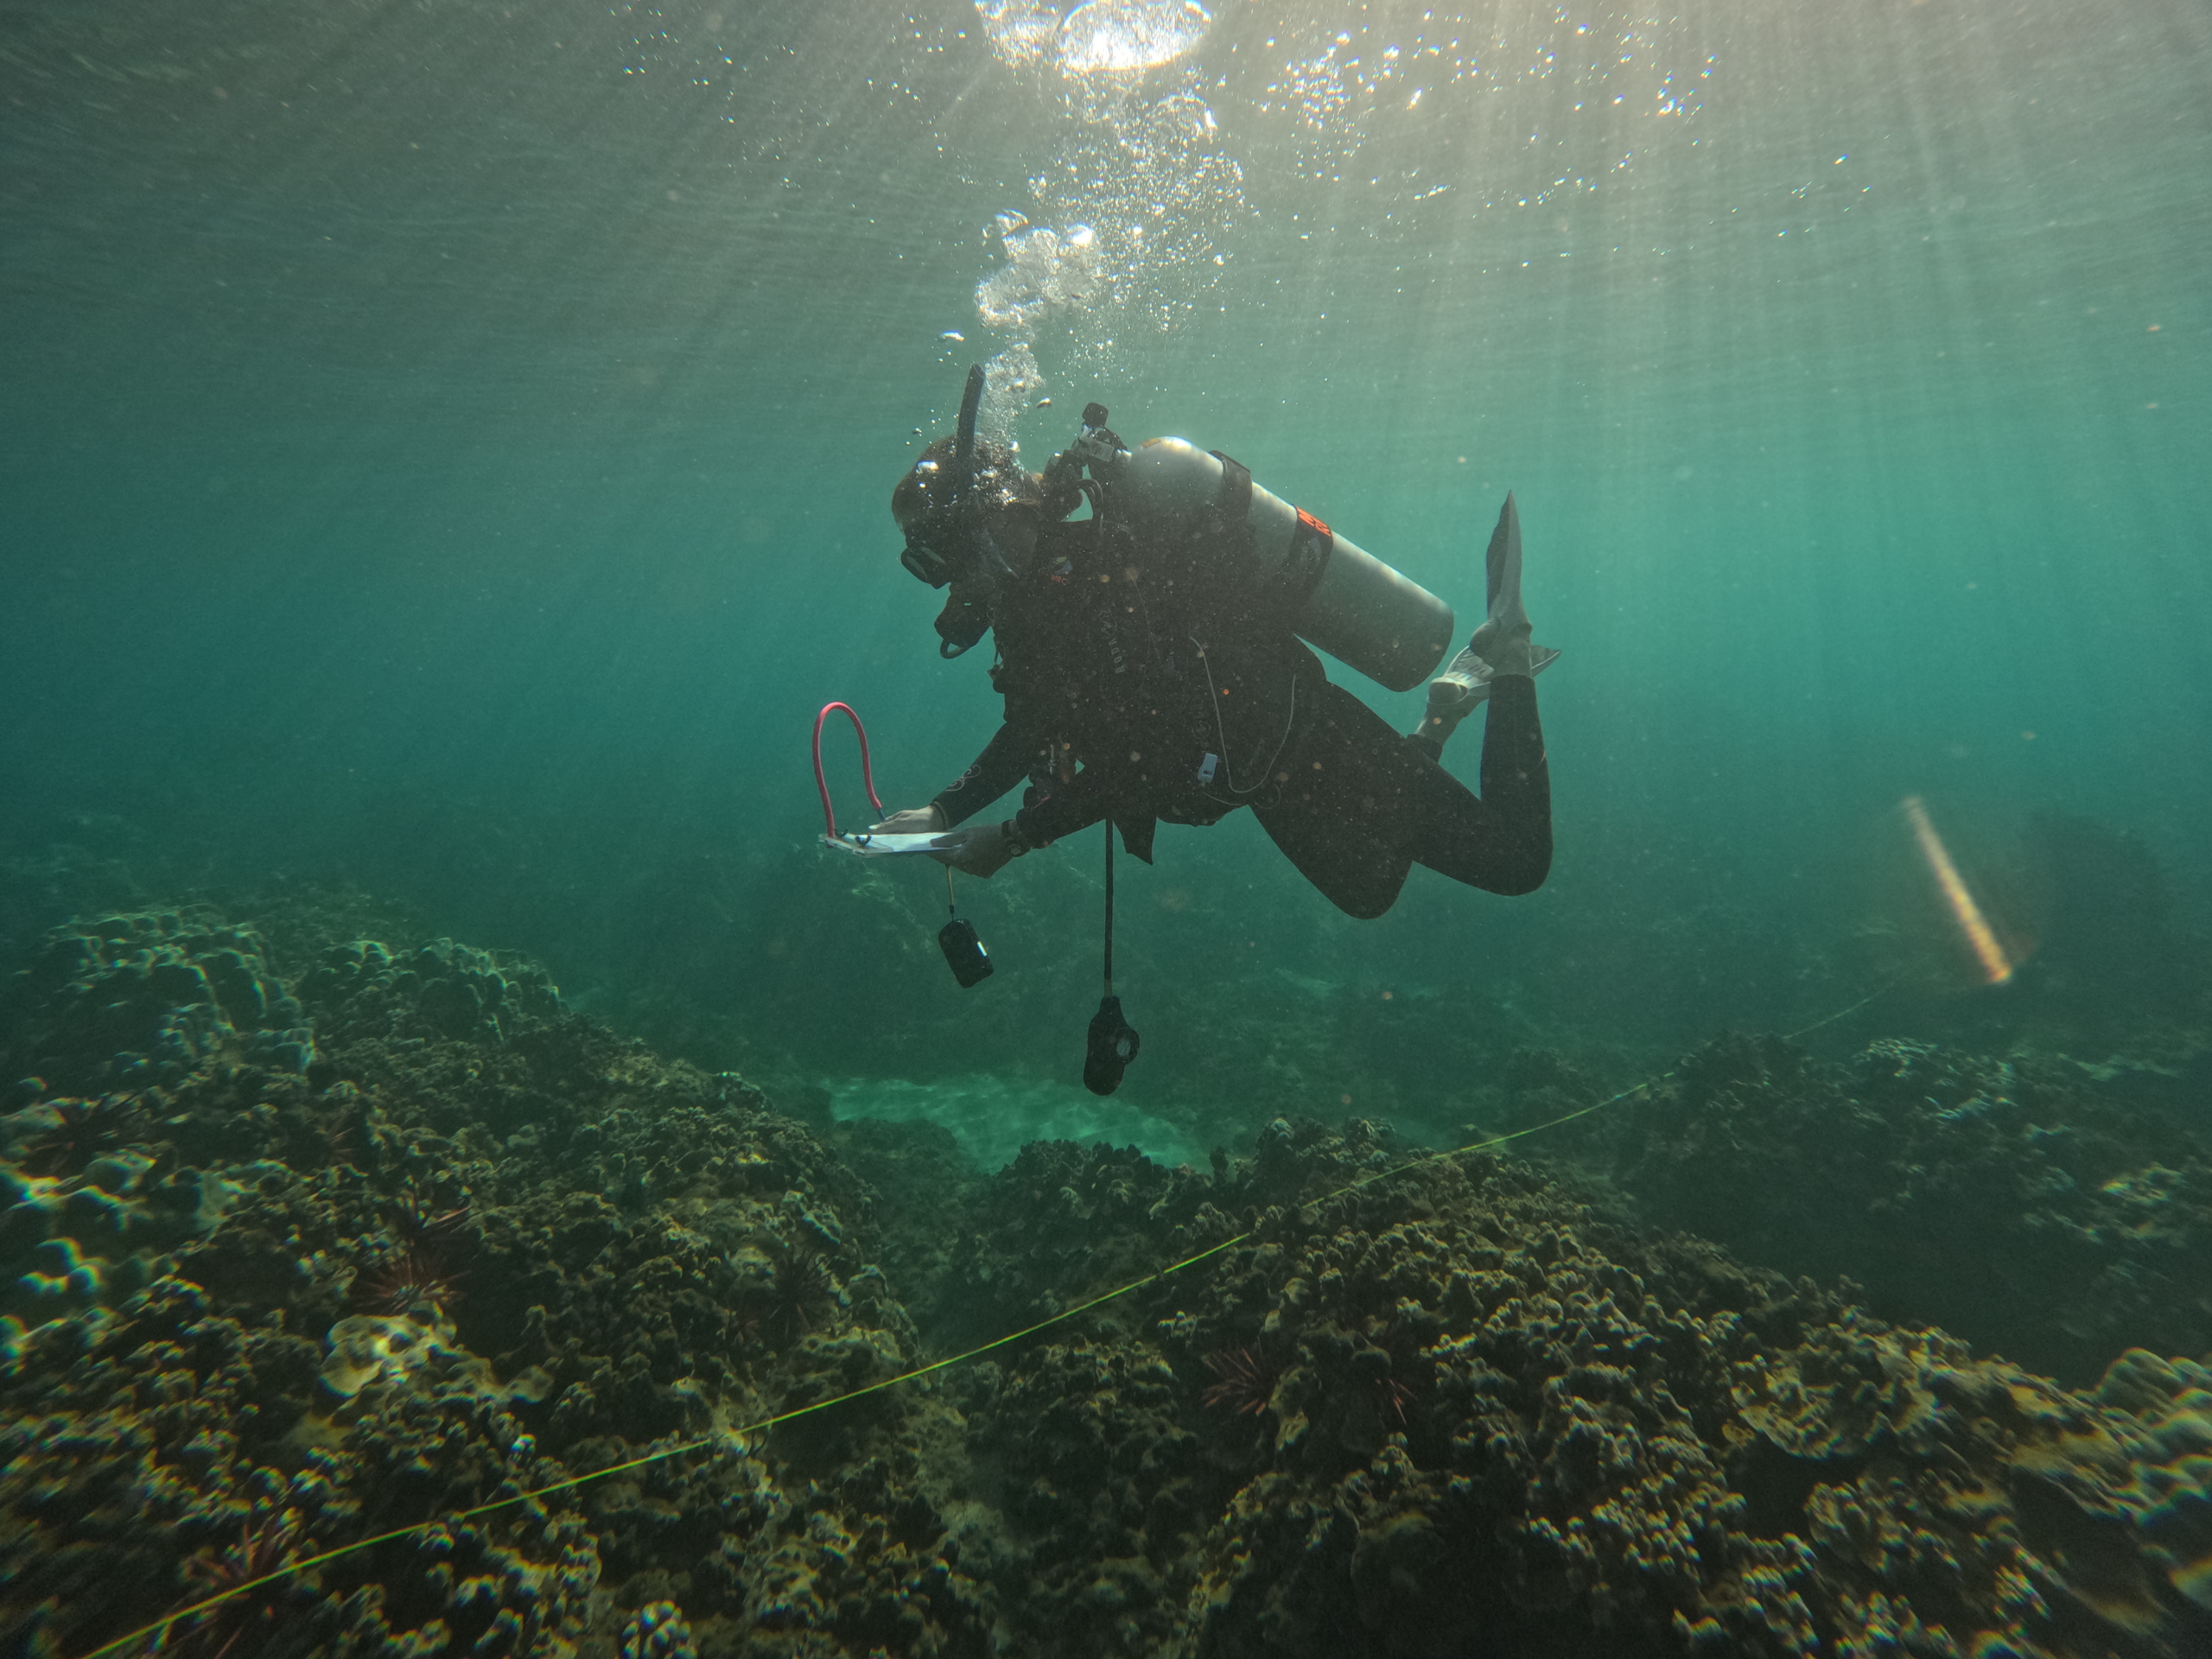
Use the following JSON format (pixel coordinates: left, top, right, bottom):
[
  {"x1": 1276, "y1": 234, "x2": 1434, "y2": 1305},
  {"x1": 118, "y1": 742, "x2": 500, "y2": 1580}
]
[{"x1": 824, "y1": 1073, "x2": 1205, "y2": 1173}]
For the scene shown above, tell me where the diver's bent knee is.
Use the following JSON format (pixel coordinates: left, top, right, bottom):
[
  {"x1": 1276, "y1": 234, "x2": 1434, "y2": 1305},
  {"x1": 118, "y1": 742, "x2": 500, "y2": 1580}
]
[
  {"x1": 1322, "y1": 884, "x2": 1402, "y2": 920},
  {"x1": 1484, "y1": 849, "x2": 1552, "y2": 898}
]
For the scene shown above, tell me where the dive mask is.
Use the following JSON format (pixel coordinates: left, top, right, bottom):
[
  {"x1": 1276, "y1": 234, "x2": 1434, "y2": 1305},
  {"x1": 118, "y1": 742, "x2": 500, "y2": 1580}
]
[
  {"x1": 901, "y1": 502, "x2": 1014, "y2": 588},
  {"x1": 899, "y1": 516, "x2": 957, "y2": 588}
]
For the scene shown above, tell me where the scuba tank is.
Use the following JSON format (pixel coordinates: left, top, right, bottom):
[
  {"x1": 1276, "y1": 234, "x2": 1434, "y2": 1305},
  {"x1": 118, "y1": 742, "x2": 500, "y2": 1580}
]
[{"x1": 1057, "y1": 415, "x2": 1456, "y2": 694}]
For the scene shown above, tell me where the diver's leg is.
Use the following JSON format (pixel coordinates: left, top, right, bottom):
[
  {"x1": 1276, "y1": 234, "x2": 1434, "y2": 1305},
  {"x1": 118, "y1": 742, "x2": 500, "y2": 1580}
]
[
  {"x1": 1404, "y1": 675, "x2": 1552, "y2": 896},
  {"x1": 1251, "y1": 682, "x2": 1417, "y2": 920}
]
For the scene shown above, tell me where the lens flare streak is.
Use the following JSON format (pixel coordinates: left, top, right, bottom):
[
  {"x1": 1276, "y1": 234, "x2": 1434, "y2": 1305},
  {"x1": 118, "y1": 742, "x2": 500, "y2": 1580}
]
[{"x1": 1902, "y1": 795, "x2": 2013, "y2": 986}]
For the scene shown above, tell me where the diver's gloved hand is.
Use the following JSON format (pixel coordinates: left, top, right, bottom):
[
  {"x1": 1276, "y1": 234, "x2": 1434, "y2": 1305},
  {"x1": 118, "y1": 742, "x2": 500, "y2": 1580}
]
[
  {"x1": 925, "y1": 820, "x2": 1023, "y2": 879},
  {"x1": 872, "y1": 804, "x2": 949, "y2": 835}
]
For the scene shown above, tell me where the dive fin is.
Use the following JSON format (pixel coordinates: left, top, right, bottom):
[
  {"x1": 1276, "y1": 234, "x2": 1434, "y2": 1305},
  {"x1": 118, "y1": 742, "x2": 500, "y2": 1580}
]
[
  {"x1": 1484, "y1": 491, "x2": 1521, "y2": 620},
  {"x1": 1446, "y1": 491, "x2": 1552, "y2": 703},
  {"x1": 1426, "y1": 641, "x2": 1560, "y2": 724}
]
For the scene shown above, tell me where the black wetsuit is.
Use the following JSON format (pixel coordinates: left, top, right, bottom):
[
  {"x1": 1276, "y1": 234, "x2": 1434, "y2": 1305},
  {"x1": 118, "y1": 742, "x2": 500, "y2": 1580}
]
[{"x1": 931, "y1": 511, "x2": 1551, "y2": 919}]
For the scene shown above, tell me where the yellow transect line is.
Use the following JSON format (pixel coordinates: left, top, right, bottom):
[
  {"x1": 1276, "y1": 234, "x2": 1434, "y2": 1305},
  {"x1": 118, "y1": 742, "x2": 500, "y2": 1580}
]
[{"x1": 78, "y1": 983, "x2": 1891, "y2": 1659}]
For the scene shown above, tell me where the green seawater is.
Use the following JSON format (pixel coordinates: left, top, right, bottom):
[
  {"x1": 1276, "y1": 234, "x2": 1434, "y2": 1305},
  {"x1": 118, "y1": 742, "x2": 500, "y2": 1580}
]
[{"x1": 3, "y1": 0, "x2": 2207, "y2": 1164}]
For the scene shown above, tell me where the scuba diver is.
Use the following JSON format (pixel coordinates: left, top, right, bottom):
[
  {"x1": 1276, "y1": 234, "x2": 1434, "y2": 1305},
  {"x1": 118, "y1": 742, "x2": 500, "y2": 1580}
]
[{"x1": 872, "y1": 368, "x2": 1556, "y2": 921}]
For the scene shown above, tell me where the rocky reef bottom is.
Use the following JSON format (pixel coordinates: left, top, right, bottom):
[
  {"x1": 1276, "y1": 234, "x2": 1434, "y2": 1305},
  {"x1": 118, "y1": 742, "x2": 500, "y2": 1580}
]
[{"x1": 3, "y1": 898, "x2": 2209, "y2": 1658}]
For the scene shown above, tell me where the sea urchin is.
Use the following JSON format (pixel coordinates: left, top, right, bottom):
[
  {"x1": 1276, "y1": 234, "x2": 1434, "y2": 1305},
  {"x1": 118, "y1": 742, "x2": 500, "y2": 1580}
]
[{"x1": 1200, "y1": 1344, "x2": 1281, "y2": 1417}]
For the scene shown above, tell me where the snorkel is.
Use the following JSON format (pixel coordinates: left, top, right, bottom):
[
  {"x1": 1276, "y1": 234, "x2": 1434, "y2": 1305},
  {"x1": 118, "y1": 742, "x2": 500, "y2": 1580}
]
[{"x1": 951, "y1": 359, "x2": 984, "y2": 506}]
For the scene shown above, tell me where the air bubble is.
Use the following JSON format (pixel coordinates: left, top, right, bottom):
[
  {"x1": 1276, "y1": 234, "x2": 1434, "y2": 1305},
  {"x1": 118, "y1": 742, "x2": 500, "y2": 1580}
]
[{"x1": 1056, "y1": 0, "x2": 1211, "y2": 76}]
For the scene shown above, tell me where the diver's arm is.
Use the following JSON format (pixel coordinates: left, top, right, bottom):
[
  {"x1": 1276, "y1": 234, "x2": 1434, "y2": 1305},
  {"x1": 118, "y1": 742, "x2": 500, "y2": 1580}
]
[
  {"x1": 1009, "y1": 770, "x2": 1110, "y2": 848},
  {"x1": 874, "y1": 722, "x2": 1035, "y2": 835},
  {"x1": 873, "y1": 804, "x2": 948, "y2": 833},
  {"x1": 927, "y1": 771, "x2": 1106, "y2": 876},
  {"x1": 929, "y1": 719, "x2": 1041, "y2": 827}
]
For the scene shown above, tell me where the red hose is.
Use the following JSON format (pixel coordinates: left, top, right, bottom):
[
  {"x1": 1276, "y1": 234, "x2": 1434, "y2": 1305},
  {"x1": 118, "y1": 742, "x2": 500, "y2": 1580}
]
[{"x1": 812, "y1": 702, "x2": 884, "y2": 840}]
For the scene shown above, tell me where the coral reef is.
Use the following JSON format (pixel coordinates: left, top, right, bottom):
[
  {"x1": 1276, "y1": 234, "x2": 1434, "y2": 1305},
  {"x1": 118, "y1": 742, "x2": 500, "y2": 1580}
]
[
  {"x1": 0, "y1": 1135, "x2": 232, "y2": 1344},
  {"x1": 0, "y1": 905, "x2": 976, "y2": 1659},
  {"x1": 621, "y1": 1599, "x2": 697, "y2": 1659},
  {"x1": 5, "y1": 898, "x2": 2209, "y2": 1659},
  {"x1": 933, "y1": 1123, "x2": 2212, "y2": 1657},
  {"x1": 1607, "y1": 1032, "x2": 2212, "y2": 1383},
  {"x1": 298, "y1": 936, "x2": 563, "y2": 1048},
  {"x1": 0, "y1": 908, "x2": 315, "y2": 1094}
]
